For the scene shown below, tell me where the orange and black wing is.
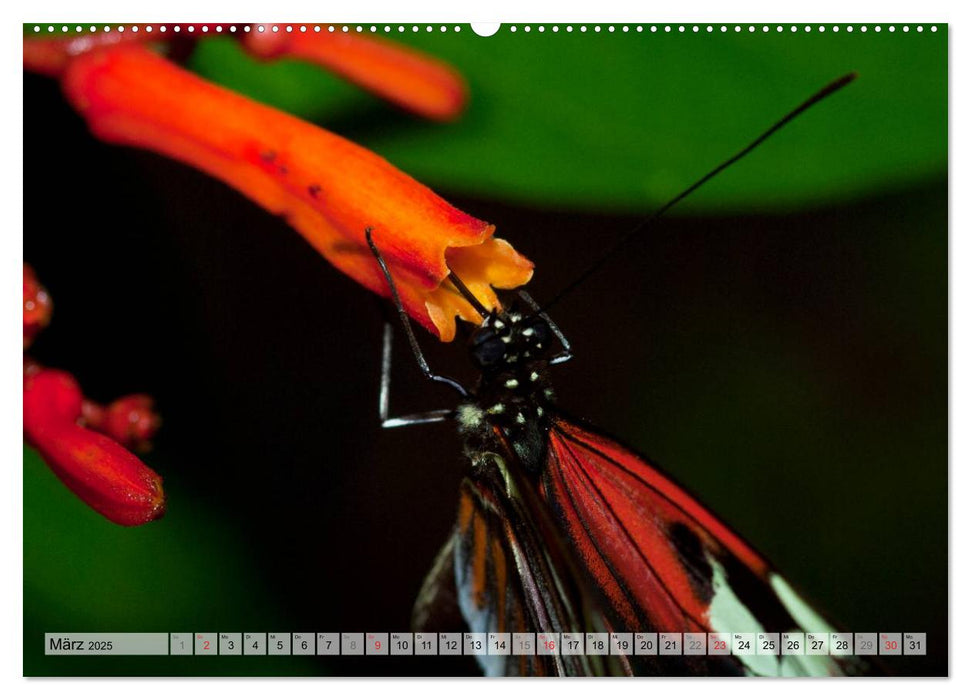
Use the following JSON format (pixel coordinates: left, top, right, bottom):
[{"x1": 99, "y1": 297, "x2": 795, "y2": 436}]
[{"x1": 542, "y1": 417, "x2": 871, "y2": 676}]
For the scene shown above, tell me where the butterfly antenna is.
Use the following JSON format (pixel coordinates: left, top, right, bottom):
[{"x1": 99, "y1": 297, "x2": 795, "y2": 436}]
[
  {"x1": 539, "y1": 72, "x2": 858, "y2": 315},
  {"x1": 447, "y1": 271, "x2": 491, "y2": 318}
]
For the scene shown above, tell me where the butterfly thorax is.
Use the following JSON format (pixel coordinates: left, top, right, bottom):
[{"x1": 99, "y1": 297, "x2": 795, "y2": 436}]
[{"x1": 456, "y1": 306, "x2": 557, "y2": 474}]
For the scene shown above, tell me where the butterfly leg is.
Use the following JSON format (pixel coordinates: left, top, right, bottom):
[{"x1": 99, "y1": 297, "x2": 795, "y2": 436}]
[
  {"x1": 379, "y1": 320, "x2": 454, "y2": 428},
  {"x1": 517, "y1": 290, "x2": 573, "y2": 365},
  {"x1": 365, "y1": 227, "x2": 469, "y2": 429}
]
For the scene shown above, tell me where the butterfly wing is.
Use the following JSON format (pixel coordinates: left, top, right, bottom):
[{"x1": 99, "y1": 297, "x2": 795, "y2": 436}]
[
  {"x1": 542, "y1": 417, "x2": 871, "y2": 676},
  {"x1": 414, "y1": 449, "x2": 625, "y2": 676}
]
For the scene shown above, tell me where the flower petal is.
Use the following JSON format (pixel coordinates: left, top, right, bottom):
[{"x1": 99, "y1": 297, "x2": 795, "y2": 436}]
[
  {"x1": 62, "y1": 45, "x2": 533, "y2": 341},
  {"x1": 243, "y1": 30, "x2": 468, "y2": 121}
]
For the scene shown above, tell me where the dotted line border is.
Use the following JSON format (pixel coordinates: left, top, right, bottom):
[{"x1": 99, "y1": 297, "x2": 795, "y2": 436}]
[{"x1": 29, "y1": 24, "x2": 940, "y2": 35}]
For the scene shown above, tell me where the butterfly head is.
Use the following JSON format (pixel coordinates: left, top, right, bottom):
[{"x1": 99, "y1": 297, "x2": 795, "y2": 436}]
[
  {"x1": 468, "y1": 307, "x2": 553, "y2": 373},
  {"x1": 461, "y1": 304, "x2": 557, "y2": 470}
]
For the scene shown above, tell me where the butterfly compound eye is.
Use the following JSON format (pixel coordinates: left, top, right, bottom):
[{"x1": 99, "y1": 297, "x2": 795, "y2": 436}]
[
  {"x1": 470, "y1": 328, "x2": 506, "y2": 369},
  {"x1": 523, "y1": 317, "x2": 552, "y2": 347}
]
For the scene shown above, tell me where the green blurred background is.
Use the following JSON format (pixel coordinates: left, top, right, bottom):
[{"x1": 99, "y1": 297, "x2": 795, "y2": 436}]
[{"x1": 24, "y1": 24, "x2": 946, "y2": 676}]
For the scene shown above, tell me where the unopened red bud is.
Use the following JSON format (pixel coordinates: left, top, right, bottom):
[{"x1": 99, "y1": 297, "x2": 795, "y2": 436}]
[
  {"x1": 23, "y1": 368, "x2": 82, "y2": 429},
  {"x1": 23, "y1": 263, "x2": 52, "y2": 349},
  {"x1": 103, "y1": 394, "x2": 160, "y2": 452},
  {"x1": 80, "y1": 399, "x2": 106, "y2": 430},
  {"x1": 24, "y1": 369, "x2": 165, "y2": 526},
  {"x1": 24, "y1": 356, "x2": 42, "y2": 378}
]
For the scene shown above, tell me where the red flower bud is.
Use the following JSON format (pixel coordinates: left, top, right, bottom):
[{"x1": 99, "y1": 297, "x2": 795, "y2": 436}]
[
  {"x1": 81, "y1": 394, "x2": 161, "y2": 452},
  {"x1": 80, "y1": 398, "x2": 106, "y2": 430},
  {"x1": 24, "y1": 369, "x2": 166, "y2": 526},
  {"x1": 23, "y1": 368, "x2": 82, "y2": 426},
  {"x1": 23, "y1": 263, "x2": 52, "y2": 349},
  {"x1": 103, "y1": 394, "x2": 161, "y2": 452}
]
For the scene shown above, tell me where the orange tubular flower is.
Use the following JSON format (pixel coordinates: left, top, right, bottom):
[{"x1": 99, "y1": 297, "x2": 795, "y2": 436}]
[
  {"x1": 24, "y1": 368, "x2": 166, "y2": 526},
  {"x1": 61, "y1": 45, "x2": 532, "y2": 340},
  {"x1": 24, "y1": 25, "x2": 467, "y2": 121},
  {"x1": 22, "y1": 29, "x2": 149, "y2": 77},
  {"x1": 243, "y1": 30, "x2": 468, "y2": 121}
]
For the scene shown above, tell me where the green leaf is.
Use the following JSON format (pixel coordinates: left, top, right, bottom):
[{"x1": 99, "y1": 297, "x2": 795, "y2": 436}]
[{"x1": 188, "y1": 27, "x2": 946, "y2": 212}]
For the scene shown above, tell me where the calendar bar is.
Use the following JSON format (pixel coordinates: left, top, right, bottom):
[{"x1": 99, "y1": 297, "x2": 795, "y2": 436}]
[{"x1": 43, "y1": 632, "x2": 927, "y2": 657}]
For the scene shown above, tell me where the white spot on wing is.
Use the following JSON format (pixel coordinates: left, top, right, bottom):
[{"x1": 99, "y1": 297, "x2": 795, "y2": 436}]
[
  {"x1": 704, "y1": 561, "x2": 844, "y2": 676},
  {"x1": 779, "y1": 652, "x2": 839, "y2": 676},
  {"x1": 454, "y1": 546, "x2": 505, "y2": 677},
  {"x1": 706, "y1": 554, "x2": 779, "y2": 677},
  {"x1": 771, "y1": 574, "x2": 841, "y2": 675},
  {"x1": 770, "y1": 575, "x2": 835, "y2": 634}
]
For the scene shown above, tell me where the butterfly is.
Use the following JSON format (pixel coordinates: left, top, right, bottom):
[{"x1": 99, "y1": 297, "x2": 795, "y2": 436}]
[{"x1": 366, "y1": 73, "x2": 872, "y2": 677}]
